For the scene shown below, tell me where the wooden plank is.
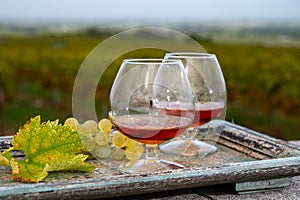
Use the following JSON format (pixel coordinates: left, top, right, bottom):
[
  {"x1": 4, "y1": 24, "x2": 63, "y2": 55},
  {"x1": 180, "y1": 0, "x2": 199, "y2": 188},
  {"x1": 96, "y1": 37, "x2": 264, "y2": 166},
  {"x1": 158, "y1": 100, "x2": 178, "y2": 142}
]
[
  {"x1": 195, "y1": 175, "x2": 300, "y2": 200},
  {"x1": 235, "y1": 177, "x2": 291, "y2": 194},
  {"x1": 1, "y1": 157, "x2": 300, "y2": 199}
]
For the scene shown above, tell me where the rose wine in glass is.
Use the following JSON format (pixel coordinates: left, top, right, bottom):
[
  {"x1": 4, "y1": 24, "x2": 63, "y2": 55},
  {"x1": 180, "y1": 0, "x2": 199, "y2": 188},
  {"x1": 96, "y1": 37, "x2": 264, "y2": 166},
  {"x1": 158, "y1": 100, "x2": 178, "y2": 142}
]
[
  {"x1": 115, "y1": 114, "x2": 191, "y2": 144},
  {"x1": 110, "y1": 59, "x2": 195, "y2": 173},
  {"x1": 159, "y1": 53, "x2": 227, "y2": 156},
  {"x1": 156, "y1": 101, "x2": 224, "y2": 127},
  {"x1": 192, "y1": 102, "x2": 225, "y2": 127}
]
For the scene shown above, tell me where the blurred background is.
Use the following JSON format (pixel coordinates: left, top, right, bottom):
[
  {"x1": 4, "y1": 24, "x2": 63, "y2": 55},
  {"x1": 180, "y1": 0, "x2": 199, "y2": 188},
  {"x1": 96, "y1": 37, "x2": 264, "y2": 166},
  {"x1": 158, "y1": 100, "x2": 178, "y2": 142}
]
[{"x1": 0, "y1": 0, "x2": 299, "y2": 140}]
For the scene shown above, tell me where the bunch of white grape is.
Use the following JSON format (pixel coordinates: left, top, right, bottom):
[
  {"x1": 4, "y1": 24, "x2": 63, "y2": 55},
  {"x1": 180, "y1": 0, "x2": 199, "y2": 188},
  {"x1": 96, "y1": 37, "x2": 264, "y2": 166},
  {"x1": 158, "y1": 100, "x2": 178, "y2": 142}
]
[
  {"x1": 64, "y1": 117, "x2": 144, "y2": 161},
  {"x1": 111, "y1": 131, "x2": 144, "y2": 161}
]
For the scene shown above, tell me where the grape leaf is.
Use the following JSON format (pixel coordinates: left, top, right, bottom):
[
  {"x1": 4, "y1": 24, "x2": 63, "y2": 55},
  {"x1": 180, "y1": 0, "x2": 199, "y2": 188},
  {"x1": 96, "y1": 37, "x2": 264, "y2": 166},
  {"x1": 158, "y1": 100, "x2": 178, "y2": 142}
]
[
  {"x1": 11, "y1": 159, "x2": 48, "y2": 183},
  {"x1": 0, "y1": 152, "x2": 10, "y2": 166},
  {"x1": 8, "y1": 115, "x2": 95, "y2": 183}
]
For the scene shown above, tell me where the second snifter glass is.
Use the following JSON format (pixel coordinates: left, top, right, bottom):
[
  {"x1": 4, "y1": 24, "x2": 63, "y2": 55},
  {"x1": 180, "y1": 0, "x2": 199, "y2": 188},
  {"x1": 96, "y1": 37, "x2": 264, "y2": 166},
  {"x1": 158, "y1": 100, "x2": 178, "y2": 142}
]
[
  {"x1": 159, "y1": 52, "x2": 227, "y2": 156},
  {"x1": 110, "y1": 58, "x2": 195, "y2": 173}
]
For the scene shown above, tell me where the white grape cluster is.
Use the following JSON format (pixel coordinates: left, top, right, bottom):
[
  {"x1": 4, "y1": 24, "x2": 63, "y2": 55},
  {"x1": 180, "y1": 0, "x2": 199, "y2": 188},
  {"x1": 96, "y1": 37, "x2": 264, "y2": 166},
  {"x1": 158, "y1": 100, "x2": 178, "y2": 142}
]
[{"x1": 64, "y1": 117, "x2": 144, "y2": 161}]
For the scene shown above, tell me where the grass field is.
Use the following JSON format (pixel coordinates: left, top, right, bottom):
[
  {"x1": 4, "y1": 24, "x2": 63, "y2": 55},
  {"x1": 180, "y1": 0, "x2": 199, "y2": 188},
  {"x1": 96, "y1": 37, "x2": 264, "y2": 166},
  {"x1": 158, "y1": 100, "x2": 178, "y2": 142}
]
[{"x1": 0, "y1": 32, "x2": 299, "y2": 140}]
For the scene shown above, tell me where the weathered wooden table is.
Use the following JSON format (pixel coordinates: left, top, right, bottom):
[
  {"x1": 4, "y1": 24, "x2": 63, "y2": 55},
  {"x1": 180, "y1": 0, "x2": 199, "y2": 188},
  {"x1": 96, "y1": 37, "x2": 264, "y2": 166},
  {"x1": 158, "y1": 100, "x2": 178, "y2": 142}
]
[
  {"x1": 110, "y1": 174, "x2": 300, "y2": 200},
  {"x1": 114, "y1": 141, "x2": 300, "y2": 200},
  {"x1": 1, "y1": 121, "x2": 300, "y2": 200}
]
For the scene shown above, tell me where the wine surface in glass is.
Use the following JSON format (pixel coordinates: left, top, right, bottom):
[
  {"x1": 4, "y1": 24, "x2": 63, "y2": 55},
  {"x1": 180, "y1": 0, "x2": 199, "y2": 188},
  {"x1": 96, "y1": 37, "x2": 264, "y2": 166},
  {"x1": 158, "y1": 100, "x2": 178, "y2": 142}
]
[
  {"x1": 155, "y1": 102, "x2": 194, "y2": 119},
  {"x1": 114, "y1": 114, "x2": 191, "y2": 145},
  {"x1": 192, "y1": 102, "x2": 224, "y2": 127},
  {"x1": 156, "y1": 101, "x2": 224, "y2": 127}
]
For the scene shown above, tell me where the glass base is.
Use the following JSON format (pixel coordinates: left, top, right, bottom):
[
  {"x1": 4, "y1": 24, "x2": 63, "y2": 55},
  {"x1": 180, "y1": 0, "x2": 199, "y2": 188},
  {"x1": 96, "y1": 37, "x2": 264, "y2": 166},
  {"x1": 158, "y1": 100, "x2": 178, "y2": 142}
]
[
  {"x1": 120, "y1": 159, "x2": 185, "y2": 174},
  {"x1": 159, "y1": 139, "x2": 217, "y2": 156}
]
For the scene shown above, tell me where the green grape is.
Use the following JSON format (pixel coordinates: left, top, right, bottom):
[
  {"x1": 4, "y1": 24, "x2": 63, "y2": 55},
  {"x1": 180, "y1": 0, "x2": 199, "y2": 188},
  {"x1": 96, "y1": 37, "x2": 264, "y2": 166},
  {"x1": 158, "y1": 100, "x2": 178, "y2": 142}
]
[
  {"x1": 77, "y1": 125, "x2": 90, "y2": 136},
  {"x1": 125, "y1": 150, "x2": 143, "y2": 161},
  {"x1": 125, "y1": 140, "x2": 144, "y2": 161},
  {"x1": 111, "y1": 147, "x2": 125, "y2": 160},
  {"x1": 111, "y1": 131, "x2": 128, "y2": 148},
  {"x1": 98, "y1": 118, "x2": 112, "y2": 133},
  {"x1": 126, "y1": 139, "x2": 144, "y2": 152},
  {"x1": 94, "y1": 130, "x2": 109, "y2": 146},
  {"x1": 64, "y1": 117, "x2": 79, "y2": 131},
  {"x1": 81, "y1": 134, "x2": 96, "y2": 152},
  {"x1": 83, "y1": 120, "x2": 99, "y2": 132},
  {"x1": 77, "y1": 120, "x2": 98, "y2": 136},
  {"x1": 94, "y1": 144, "x2": 111, "y2": 159}
]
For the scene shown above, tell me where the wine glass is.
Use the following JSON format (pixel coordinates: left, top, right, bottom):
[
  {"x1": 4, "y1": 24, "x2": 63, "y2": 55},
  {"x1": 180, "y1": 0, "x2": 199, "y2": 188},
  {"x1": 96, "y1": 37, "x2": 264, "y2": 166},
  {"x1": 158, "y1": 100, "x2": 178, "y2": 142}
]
[
  {"x1": 159, "y1": 52, "x2": 227, "y2": 156},
  {"x1": 110, "y1": 58, "x2": 195, "y2": 173}
]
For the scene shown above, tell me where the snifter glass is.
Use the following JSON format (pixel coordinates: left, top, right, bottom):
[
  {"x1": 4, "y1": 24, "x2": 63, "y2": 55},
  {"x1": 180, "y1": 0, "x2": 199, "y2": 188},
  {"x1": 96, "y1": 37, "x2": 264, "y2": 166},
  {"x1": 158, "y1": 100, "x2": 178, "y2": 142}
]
[
  {"x1": 160, "y1": 52, "x2": 227, "y2": 156},
  {"x1": 110, "y1": 58, "x2": 195, "y2": 173}
]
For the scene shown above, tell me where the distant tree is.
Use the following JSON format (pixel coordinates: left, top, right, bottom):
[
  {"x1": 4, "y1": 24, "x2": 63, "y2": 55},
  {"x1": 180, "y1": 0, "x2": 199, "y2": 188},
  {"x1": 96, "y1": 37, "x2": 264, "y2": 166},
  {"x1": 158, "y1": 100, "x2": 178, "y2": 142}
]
[
  {"x1": 85, "y1": 27, "x2": 100, "y2": 36},
  {"x1": 188, "y1": 33, "x2": 213, "y2": 42},
  {"x1": 0, "y1": 68, "x2": 5, "y2": 133}
]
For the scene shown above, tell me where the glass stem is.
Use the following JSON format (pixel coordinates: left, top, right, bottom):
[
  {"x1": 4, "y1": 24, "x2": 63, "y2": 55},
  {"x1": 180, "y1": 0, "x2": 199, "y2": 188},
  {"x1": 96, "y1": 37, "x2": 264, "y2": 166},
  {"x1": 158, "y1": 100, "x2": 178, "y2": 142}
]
[
  {"x1": 145, "y1": 144, "x2": 158, "y2": 161},
  {"x1": 182, "y1": 128, "x2": 195, "y2": 140}
]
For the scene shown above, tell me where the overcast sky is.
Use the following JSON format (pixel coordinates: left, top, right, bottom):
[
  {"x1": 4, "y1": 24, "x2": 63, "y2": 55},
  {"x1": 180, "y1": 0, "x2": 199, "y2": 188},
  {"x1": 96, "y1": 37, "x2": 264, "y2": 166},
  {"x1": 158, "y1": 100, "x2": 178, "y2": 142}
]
[{"x1": 1, "y1": 0, "x2": 300, "y2": 22}]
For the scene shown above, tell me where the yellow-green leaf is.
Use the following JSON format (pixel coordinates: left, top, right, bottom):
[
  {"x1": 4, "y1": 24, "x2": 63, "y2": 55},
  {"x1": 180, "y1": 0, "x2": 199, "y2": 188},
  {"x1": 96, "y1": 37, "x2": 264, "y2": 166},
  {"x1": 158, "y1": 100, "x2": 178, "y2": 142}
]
[
  {"x1": 0, "y1": 153, "x2": 10, "y2": 166},
  {"x1": 0, "y1": 149, "x2": 13, "y2": 166},
  {"x1": 44, "y1": 154, "x2": 95, "y2": 172},
  {"x1": 10, "y1": 115, "x2": 95, "y2": 182},
  {"x1": 11, "y1": 159, "x2": 48, "y2": 183}
]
